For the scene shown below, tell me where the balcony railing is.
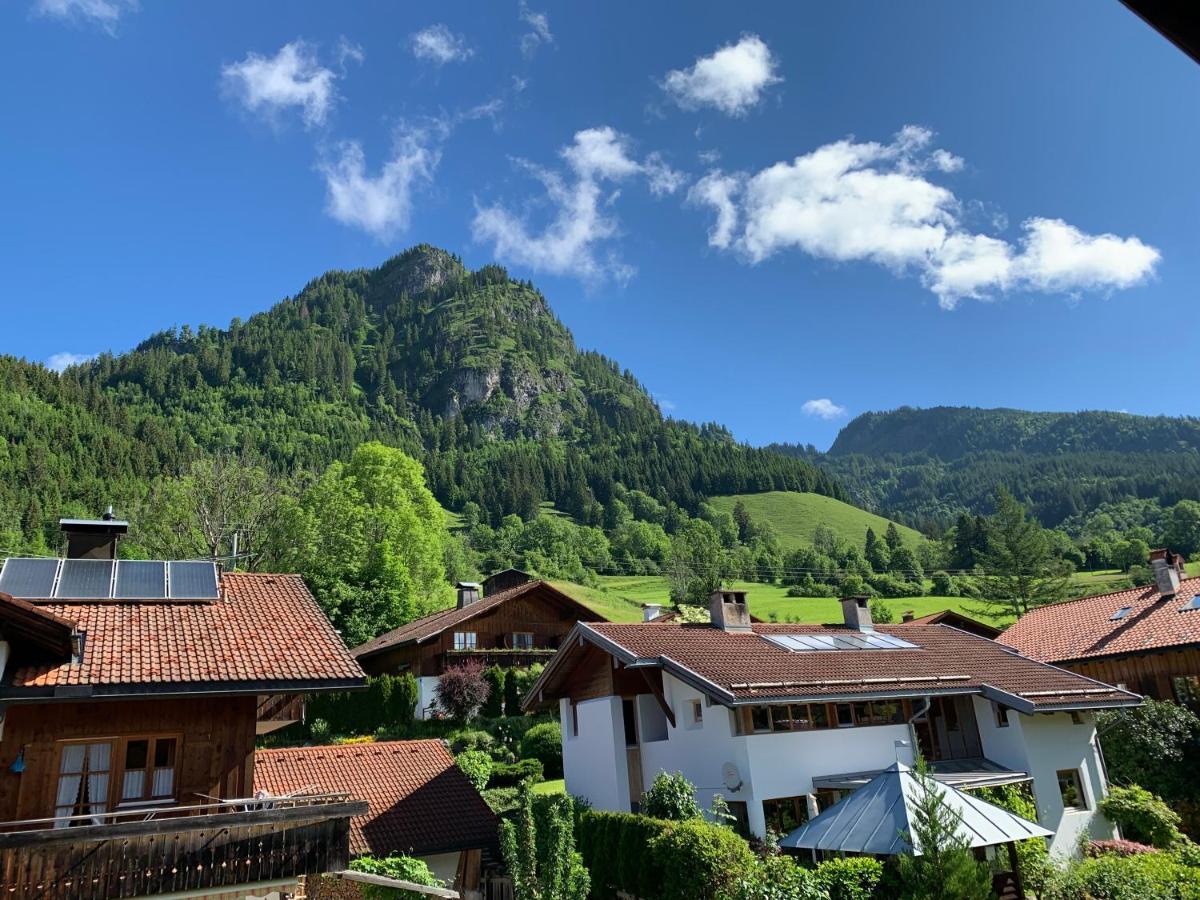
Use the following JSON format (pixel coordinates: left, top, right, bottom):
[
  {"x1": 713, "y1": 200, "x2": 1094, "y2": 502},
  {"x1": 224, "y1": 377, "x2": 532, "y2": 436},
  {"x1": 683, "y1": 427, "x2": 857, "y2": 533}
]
[{"x1": 0, "y1": 793, "x2": 367, "y2": 899}]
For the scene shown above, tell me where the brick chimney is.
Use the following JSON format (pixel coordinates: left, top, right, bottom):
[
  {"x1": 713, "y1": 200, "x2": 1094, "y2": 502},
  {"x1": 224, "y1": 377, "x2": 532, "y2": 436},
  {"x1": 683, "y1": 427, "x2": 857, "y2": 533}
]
[
  {"x1": 59, "y1": 507, "x2": 128, "y2": 560},
  {"x1": 840, "y1": 595, "x2": 874, "y2": 632},
  {"x1": 456, "y1": 582, "x2": 482, "y2": 609},
  {"x1": 902, "y1": 610, "x2": 915, "y2": 623},
  {"x1": 709, "y1": 590, "x2": 752, "y2": 633},
  {"x1": 1150, "y1": 549, "x2": 1186, "y2": 598}
]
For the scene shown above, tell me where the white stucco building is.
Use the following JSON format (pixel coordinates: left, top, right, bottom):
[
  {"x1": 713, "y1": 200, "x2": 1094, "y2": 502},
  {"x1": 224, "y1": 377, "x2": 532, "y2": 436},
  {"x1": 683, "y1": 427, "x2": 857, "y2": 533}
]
[{"x1": 526, "y1": 592, "x2": 1140, "y2": 858}]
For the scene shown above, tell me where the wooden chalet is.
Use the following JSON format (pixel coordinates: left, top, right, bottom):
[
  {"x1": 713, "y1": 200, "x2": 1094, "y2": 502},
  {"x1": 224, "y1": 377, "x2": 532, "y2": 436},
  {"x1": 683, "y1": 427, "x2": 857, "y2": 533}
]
[
  {"x1": 901, "y1": 609, "x2": 1001, "y2": 640},
  {"x1": 1002, "y1": 550, "x2": 1200, "y2": 705},
  {"x1": 0, "y1": 516, "x2": 367, "y2": 899},
  {"x1": 352, "y1": 574, "x2": 605, "y2": 718}
]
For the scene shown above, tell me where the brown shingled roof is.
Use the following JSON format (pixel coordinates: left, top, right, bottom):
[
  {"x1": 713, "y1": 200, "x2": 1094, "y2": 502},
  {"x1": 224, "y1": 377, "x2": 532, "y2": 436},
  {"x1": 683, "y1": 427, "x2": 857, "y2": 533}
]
[
  {"x1": 4, "y1": 573, "x2": 363, "y2": 695},
  {"x1": 532, "y1": 621, "x2": 1138, "y2": 712},
  {"x1": 352, "y1": 580, "x2": 603, "y2": 659},
  {"x1": 1000, "y1": 576, "x2": 1200, "y2": 664},
  {"x1": 255, "y1": 739, "x2": 498, "y2": 858}
]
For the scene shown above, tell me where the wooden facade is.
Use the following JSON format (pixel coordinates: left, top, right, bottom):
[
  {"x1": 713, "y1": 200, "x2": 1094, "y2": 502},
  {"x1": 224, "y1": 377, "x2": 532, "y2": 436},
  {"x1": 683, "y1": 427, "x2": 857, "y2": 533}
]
[
  {"x1": 359, "y1": 585, "x2": 600, "y2": 678},
  {"x1": 1060, "y1": 645, "x2": 1200, "y2": 706}
]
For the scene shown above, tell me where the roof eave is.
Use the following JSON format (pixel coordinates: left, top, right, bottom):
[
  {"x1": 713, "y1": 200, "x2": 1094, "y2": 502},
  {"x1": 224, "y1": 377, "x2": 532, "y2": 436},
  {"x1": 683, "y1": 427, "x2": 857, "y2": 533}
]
[{"x1": 0, "y1": 676, "x2": 367, "y2": 703}]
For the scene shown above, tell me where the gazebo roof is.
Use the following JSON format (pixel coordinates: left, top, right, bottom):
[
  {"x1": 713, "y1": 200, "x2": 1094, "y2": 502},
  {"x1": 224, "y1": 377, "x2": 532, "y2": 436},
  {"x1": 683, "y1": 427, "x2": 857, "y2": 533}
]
[{"x1": 779, "y1": 762, "x2": 1052, "y2": 856}]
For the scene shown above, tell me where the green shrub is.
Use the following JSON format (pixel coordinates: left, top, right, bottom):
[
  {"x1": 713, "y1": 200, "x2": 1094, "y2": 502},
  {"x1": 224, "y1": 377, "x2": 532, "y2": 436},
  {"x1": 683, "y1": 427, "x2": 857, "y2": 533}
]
[
  {"x1": 488, "y1": 758, "x2": 544, "y2": 788},
  {"x1": 504, "y1": 667, "x2": 522, "y2": 716},
  {"x1": 482, "y1": 786, "x2": 521, "y2": 816},
  {"x1": 349, "y1": 855, "x2": 443, "y2": 899},
  {"x1": 306, "y1": 673, "x2": 418, "y2": 738},
  {"x1": 931, "y1": 571, "x2": 957, "y2": 596},
  {"x1": 641, "y1": 771, "x2": 703, "y2": 821},
  {"x1": 501, "y1": 784, "x2": 589, "y2": 900},
  {"x1": 1044, "y1": 851, "x2": 1200, "y2": 899},
  {"x1": 519, "y1": 721, "x2": 563, "y2": 778},
  {"x1": 482, "y1": 666, "x2": 506, "y2": 719},
  {"x1": 309, "y1": 717, "x2": 331, "y2": 742},
  {"x1": 455, "y1": 749, "x2": 493, "y2": 792},
  {"x1": 815, "y1": 857, "x2": 884, "y2": 900},
  {"x1": 1102, "y1": 785, "x2": 1184, "y2": 849},
  {"x1": 737, "y1": 853, "x2": 825, "y2": 900},
  {"x1": 449, "y1": 729, "x2": 495, "y2": 755},
  {"x1": 648, "y1": 818, "x2": 758, "y2": 900}
]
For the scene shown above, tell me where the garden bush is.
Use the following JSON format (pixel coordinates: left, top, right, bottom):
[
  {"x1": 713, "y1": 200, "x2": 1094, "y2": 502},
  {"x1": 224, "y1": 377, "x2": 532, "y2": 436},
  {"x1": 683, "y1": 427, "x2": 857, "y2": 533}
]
[
  {"x1": 436, "y1": 660, "x2": 491, "y2": 721},
  {"x1": 306, "y1": 673, "x2": 418, "y2": 738},
  {"x1": 1101, "y1": 785, "x2": 1183, "y2": 849},
  {"x1": 641, "y1": 771, "x2": 702, "y2": 821},
  {"x1": 482, "y1": 666, "x2": 506, "y2": 719},
  {"x1": 348, "y1": 855, "x2": 443, "y2": 899},
  {"x1": 647, "y1": 818, "x2": 758, "y2": 900},
  {"x1": 1088, "y1": 839, "x2": 1159, "y2": 857},
  {"x1": 488, "y1": 758, "x2": 544, "y2": 788},
  {"x1": 449, "y1": 728, "x2": 495, "y2": 755},
  {"x1": 455, "y1": 749, "x2": 493, "y2": 792},
  {"x1": 519, "y1": 721, "x2": 563, "y2": 778},
  {"x1": 1043, "y1": 851, "x2": 1200, "y2": 900},
  {"x1": 482, "y1": 786, "x2": 521, "y2": 816},
  {"x1": 814, "y1": 857, "x2": 884, "y2": 900},
  {"x1": 736, "y1": 852, "x2": 825, "y2": 900}
]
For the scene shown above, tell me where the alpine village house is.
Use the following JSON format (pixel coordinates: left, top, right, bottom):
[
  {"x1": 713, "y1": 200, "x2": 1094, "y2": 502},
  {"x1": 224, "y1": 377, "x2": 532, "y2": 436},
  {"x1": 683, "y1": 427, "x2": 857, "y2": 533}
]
[
  {"x1": 524, "y1": 590, "x2": 1142, "y2": 858},
  {"x1": 352, "y1": 570, "x2": 605, "y2": 719},
  {"x1": 1002, "y1": 549, "x2": 1200, "y2": 707},
  {"x1": 0, "y1": 515, "x2": 367, "y2": 899}
]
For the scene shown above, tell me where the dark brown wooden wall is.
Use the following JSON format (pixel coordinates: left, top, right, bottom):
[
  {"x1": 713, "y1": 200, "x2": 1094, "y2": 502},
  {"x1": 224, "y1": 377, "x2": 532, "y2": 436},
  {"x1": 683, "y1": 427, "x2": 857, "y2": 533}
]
[
  {"x1": 0, "y1": 695, "x2": 257, "y2": 823},
  {"x1": 1062, "y1": 646, "x2": 1200, "y2": 701}
]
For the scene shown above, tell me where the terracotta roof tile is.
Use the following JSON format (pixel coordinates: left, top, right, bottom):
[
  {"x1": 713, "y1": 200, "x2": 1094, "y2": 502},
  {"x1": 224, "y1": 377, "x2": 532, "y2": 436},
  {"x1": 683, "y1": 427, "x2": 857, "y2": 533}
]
[
  {"x1": 7, "y1": 573, "x2": 363, "y2": 692},
  {"x1": 352, "y1": 580, "x2": 602, "y2": 659},
  {"x1": 571, "y1": 621, "x2": 1137, "y2": 709},
  {"x1": 255, "y1": 739, "x2": 498, "y2": 857},
  {"x1": 1000, "y1": 576, "x2": 1200, "y2": 664}
]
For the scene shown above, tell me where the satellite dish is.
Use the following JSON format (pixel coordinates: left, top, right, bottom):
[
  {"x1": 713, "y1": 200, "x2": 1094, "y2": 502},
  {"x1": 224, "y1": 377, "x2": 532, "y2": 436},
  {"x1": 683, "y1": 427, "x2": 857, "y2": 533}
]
[{"x1": 721, "y1": 762, "x2": 743, "y2": 792}]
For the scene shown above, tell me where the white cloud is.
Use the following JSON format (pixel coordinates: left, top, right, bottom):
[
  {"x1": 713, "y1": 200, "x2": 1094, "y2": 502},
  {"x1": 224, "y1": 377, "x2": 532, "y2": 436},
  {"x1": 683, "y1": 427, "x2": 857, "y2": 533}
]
[
  {"x1": 319, "y1": 130, "x2": 438, "y2": 240},
  {"x1": 336, "y1": 37, "x2": 365, "y2": 69},
  {"x1": 46, "y1": 352, "x2": 96, "y2": 372},
  {"x1": 662, "y1": 34, "x2": 781, "y2": 116},
  {"x1": 697, "y1": 148, "x2": 721, "y2": 165},
  {"x1": 33, "y1": 0, "x2": 135, "y2": 33},
  {"x1": 519, "y1": 1, "x2": 553, "y2": 57},
  {"x1": 409, "y1": 24, "x2": 472, "y2": 64},
  {"x1": 221, "y1": 41, "x2": 339, "y2": 128},
  {"x1": 690, "y1": 125, "x2": 1161, "y2": 308},
  {"x1": 801, "y1": 398, "x2": 847, "y2": 420},
  {"x1": 472, "y1": 126, "x2": 674, "y2": 282}
]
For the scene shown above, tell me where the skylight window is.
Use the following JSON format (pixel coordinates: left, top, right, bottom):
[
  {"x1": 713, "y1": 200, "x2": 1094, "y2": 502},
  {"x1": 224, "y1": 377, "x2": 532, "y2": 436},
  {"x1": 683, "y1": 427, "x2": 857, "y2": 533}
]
[
  {"x1": 1111, "y1": 607, "x2": 1133, "y2": 621},
  {"x1": 763, "y1": 633, "x2": 919, "y2": 652},
  {"x1": 1182, "y1": 596, "x2": 1200, "y2": 612}
]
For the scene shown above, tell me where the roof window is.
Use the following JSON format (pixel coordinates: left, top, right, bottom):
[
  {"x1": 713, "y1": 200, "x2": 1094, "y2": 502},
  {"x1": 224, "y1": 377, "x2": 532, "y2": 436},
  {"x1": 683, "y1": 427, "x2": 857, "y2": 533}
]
[
  {"x1": 1181, "y1": 596, "x2": 1200, "y2": 612},
  {"x1": 1110, "y1": 607, "x2": 1133, "y2": 621}
]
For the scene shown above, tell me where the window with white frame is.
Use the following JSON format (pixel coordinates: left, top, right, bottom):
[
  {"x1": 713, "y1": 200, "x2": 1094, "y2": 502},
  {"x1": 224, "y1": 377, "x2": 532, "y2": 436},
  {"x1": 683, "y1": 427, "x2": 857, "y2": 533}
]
[
  {"x1": 687, "y1": 699, "x2": 703, "y2": 729},
  {"x1": 1057, "y1": 768, "x2": 1088, "y2": 810},
  {"x1": 453, "y1": 631, "x2": 477, "y2": 650},
  {"x1": 55, "y1": 741, "x2": 113, "y2": 827},
  {"x1": 120, "y1": 736, "x2": 178, "y2": 804},
  {"x1": 512, "y1": 632, "x2": 534, "y2": 650}
]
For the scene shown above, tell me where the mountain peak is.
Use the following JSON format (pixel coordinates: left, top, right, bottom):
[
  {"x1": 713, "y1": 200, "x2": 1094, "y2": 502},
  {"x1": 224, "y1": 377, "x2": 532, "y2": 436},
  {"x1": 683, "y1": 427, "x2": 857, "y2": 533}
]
[{"x1": 374, "y1": 244, "x2": 466, "y2": 300}]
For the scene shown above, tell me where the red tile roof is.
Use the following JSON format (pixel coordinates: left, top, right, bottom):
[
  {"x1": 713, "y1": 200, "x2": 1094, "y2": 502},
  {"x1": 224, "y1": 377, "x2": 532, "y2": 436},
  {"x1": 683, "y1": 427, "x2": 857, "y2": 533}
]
[
  {"x1": 352, "y1": 580, "x2": 603, "y2": 659},
  {"x1": 5, "y1": 573, "x2": 363, "y2": 694},
  {"x1": 1000, "y1": 576, "x2": 1200, "y2": 664},
  {"x1": 904, "y1": 609, "x2": 1001, "y2": 639},
  {"x1": 255, "y1": 739, "x2": 498, "y2": 858},
  {"x1": 537, "y1": 621, "x2": 1138, "y2": 711}
]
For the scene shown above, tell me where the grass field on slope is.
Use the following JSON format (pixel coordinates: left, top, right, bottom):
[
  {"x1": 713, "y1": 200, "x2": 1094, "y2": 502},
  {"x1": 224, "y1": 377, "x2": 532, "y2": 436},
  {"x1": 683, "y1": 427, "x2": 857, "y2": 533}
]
[{"x1": 708, "y1": 491, "x2": 926, "y2": 552}]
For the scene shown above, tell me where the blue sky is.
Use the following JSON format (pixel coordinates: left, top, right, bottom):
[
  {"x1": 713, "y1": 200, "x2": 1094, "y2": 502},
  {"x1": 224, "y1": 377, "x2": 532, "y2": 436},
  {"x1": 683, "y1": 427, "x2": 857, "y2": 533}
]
[{"x1": 2, "y1": 1, "x2": 1196, "y2": 449}]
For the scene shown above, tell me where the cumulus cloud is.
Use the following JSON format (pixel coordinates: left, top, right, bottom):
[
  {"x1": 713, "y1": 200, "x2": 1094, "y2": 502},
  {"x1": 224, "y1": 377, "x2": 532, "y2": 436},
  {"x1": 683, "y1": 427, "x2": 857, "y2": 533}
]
[
  {"x1": 689, "y1": 125, "x2": 1160, "y2": 308},
  {"x1": 801, "y1": 398, "x2": 847, "y2": 420},
  {"x1": 46, "y1": 352, "x2": 96, "y2": 372},
  {"x1": 519, "y1": 1, "x2": 553, "y2": 57},
  {"x1": 663, "y1": 34, "x2": 781, "y2": 116},
  {"x1": 319, "y1": 130, "x2": 438, "y2": 240},
  {"x1": 410, "y1": 24, "x2": 472, "y2": 64},
  {"x1": 33, "y1": 0, "x2": 135, "y2": 33},
  {"x1": 472, "y1": 127, "x2": 678, "y2": 282},
  {"x1": 221, "y1": 41, "x2": 339, "y2": 128}
]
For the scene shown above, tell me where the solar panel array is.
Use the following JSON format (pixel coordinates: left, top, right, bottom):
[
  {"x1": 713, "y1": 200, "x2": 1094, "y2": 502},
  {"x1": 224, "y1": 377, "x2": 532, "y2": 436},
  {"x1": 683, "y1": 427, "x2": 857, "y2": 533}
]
[
  {"x1": 763, "y1": 632, "x2": 920, "y2": 652},
  {"x1": 0, "y1": 557, "x2": 219, "y2": 601}
]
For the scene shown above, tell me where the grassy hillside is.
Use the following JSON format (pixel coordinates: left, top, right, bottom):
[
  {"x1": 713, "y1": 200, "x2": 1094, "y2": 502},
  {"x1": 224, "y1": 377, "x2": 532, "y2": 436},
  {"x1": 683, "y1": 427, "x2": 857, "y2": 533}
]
[{"x1": 708, "y1": 491, "x2": 926, "y2": 552}]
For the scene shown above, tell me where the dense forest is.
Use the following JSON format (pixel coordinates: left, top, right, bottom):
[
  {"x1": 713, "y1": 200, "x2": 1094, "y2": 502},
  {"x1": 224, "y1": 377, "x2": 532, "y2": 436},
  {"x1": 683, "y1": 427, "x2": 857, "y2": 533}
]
[
  {"x1": 0, "y1": 245, "x2": 839, "y2": 552},
  {"x1": 769, "y1": 406, "x2": 1200, "y2": 534}
]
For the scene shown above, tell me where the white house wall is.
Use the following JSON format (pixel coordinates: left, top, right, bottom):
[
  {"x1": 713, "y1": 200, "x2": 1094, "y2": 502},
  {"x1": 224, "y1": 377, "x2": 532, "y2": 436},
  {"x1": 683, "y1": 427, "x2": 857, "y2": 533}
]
[
  {"x1": 415, "y1": 675, "x2": 440, "y2": 720},
  {"x1": 561, "y1": 696, "x2": 630, "y2": 811}
]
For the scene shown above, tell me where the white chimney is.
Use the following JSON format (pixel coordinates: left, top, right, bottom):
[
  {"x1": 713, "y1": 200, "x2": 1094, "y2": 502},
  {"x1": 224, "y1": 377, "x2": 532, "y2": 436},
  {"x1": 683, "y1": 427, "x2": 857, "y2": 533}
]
[
  {"x1": 1151, "y1": 549, "x2": 1182, "y2": 598},
  {"x1": 840, "y1": 595, "x2": 874, "y2": 632},
  {"x1": 642, "y1": 603, "x2": 663, "y2": 622},
  {"x1": 456, "y1": 582, "x2": 482, "y2": 609},
  {"x1": 709, "y1": 590, "x2": 752, "y2": 633}
]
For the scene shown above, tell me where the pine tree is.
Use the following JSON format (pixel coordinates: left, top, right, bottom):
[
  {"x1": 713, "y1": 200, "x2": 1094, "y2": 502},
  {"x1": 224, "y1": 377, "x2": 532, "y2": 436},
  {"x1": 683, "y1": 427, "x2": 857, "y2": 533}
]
[
  {"x1": 979, "y1": 488, "x2": 1072, "y2": 619},
  {"x1": 885, "y1": 521, "x2": 903, "y2": 552}
]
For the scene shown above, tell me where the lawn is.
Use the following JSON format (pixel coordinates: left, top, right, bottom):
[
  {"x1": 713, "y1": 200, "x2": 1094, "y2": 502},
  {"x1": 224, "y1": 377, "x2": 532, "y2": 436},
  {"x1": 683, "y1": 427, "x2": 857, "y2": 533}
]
[
  {"x1": 532, "y1": 778, "x2": 565, "y2": 795},
  {"x1": 709, "y1": 491, "x2": 926, "y2": 552}
]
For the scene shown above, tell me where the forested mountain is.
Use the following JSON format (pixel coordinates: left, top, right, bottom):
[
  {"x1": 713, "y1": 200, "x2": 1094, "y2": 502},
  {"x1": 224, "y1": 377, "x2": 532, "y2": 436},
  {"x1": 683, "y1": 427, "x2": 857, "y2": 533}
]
[
  {"x1": 769, "y1": 406, "x2": 1200, "y2": 533},
  {"x1": 0, "y1": 245, "x2": 839, "y2": 549}
]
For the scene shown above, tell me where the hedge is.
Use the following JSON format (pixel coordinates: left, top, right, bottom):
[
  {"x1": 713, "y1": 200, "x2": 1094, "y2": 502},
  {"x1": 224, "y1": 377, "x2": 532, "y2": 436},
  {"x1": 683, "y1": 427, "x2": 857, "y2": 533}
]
[
  {"x1": 306, "y1": 673, "x2": 418, "y2": 737},
  {"x1": 488, "y1": 758, "x2": 544, "y2": 788}
]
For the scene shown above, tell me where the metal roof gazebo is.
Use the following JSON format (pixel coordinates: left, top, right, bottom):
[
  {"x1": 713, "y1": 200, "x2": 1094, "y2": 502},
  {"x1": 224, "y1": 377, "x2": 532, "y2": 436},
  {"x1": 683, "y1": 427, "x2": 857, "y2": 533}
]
[{"x1": 780, "y1": 762, "x2": 1052, "y2": 899}]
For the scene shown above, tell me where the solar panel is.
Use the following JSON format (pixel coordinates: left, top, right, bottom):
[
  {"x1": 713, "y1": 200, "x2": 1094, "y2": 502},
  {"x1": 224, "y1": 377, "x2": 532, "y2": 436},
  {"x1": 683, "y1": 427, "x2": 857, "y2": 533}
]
[
  {"x1": 0, "y1": 557, "x2": 61, "y2": 598},
  {"x1": 168, "y1": 561, "x2": 219, "y2": 599},
  {"x1": 763, "y1": 632, "x2": 919, "y2": 652},
  {"x1": 114, "y1": 560, "x2": 167, "y2": 599},
  {"x1": 55, "y1": 559, "x2": 115, "y2": 599}
]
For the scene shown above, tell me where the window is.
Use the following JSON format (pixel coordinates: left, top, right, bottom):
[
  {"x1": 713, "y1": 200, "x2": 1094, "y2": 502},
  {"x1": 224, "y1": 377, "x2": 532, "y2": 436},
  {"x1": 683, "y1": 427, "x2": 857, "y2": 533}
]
[
  {"x1": 810, "y1": 703, "x2": 830, "y2": 729},
  {"x1": 569, "y1": 702, "x2": 579, "y2": 738},
  {"x1": 453, "y1": 631, "x2": 477, "y2": 651},
  {"x1": 688, "y1": 700, "x2": 703, "y2": 729},
  {"x1": 622, "y1": 698, "x2": 638, "y2": 747},
  {"x1": 1057, "y1": 769, "x2": 1087, "y2": 810},
  {"x1": 763, "y1": 795, "x2": 810, "y2": 836},
  {"x1": 55, "y1": 741, "x2": 113, "y2": 826},
  {"x1": 1111, "y1": 606, "x2": 1133, "y2": 620},
  {"x1": 992, "y1": 702, "x2": 1009, "y2": 728},
  {"x1": 512, "y1": 632, "x2": 534, "y2": 650},
  {"x1": 725, "y1": 800, "x2": 751, "y2": 838},
  {"x1": 771, "y1": 705, "x2": 799, "y2": 732},
  {"x1": 120, "y1": 736, "x2": 178, "y2": 804},
  {"x1": 750, "y1": 706, "x2": 772, "y2": 733},
  {"x1": 835, "y1": 703, "x2": 854, "y2": 727}
]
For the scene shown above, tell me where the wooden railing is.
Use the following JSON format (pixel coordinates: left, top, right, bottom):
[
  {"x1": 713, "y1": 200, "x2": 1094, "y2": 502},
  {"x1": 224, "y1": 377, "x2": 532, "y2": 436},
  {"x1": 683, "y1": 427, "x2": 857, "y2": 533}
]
[{"x1": 0, "y1": 794, "x2": 366, "y2": 899}]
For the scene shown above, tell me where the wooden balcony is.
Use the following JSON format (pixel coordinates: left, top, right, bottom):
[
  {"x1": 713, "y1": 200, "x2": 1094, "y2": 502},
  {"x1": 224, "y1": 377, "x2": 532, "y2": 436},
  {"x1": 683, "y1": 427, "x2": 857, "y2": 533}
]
[
  {"x1": 444, "y1": 648, "x2": 558, "y2": 668},
  {"x1": 0, "y1": 793, "x2": 366, "y2": 899}
]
